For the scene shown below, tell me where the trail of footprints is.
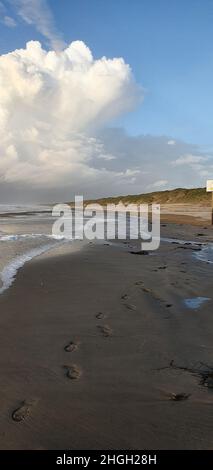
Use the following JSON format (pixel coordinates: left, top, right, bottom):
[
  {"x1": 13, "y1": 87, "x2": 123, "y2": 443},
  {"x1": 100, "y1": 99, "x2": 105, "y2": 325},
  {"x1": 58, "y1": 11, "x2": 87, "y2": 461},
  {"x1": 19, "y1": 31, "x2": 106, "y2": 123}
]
[
  {"x1": 121, "y1": 279, "x2": 173, "y2": 311},
  {"x1": 11, "y1": 278, "x2": 177, "y2": 422},
  {"x1": 63, "y1": 310, "x2": 114, "y2": 384},
  {"x1": 63, "y1": 313, "x2": 113, "y2": 383},
  {"x1": 11, "y1": 310, "x2": 114, "y2": 422}
]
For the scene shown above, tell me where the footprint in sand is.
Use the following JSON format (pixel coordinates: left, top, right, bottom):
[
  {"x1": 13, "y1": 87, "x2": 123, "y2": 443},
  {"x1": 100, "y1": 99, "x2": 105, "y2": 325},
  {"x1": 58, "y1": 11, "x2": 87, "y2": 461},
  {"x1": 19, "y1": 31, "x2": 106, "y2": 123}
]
[
  {"x1": 135, "y1": 280, "x2": 144, "y2": 286},
  {"x1": 96, "y1": 312, "x2": 106, "y2": 320},
  {"x1": 98, "y1": 324, "x2": 113, "y2": 337},
  {"x1": 170, "y1": 393, "x2": 191, "y2": 401},
  {"x1": 142, "y1": 287, "x2": 152, "y2": 293},
  {"x1": 64, "y1": 341, "x2": 80, "y2": 353},
  {"x1": 121, "y1": 294, "x2": 129, "y2": 300},
  {"x1": 12, "y1": 398, "x2": 38, "y2": 422},
  {"x1": 124, "y1": 303, "x2": 136, "y2": 311},
  {"x1": 64, "y1": 364, "x2": 82, "y2": 380}
]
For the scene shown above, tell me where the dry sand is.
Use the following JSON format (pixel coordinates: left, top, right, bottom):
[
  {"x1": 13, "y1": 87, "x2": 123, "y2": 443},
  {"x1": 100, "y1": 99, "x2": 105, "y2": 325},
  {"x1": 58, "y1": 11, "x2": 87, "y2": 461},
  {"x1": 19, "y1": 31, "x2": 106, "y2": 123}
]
[{"x1": 0, "y1": 222, "x2": 212, "y2": 449}]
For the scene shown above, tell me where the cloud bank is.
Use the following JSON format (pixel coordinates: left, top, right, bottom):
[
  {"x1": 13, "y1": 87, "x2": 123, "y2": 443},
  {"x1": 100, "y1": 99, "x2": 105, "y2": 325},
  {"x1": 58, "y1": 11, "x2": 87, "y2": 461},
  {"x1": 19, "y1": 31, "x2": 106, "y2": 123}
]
[
  {"x1": 0, "y1": 39, "x2": 211, "y2": 203},
  {"x1": 0, "y1": 40, "x2": 140, "y2": 198}
]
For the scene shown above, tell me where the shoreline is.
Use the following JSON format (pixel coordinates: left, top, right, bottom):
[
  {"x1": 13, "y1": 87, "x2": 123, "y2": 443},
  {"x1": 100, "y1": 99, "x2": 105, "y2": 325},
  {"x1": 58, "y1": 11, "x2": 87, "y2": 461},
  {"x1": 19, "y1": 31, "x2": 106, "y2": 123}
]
[
  {"x1": 0, "y1": 221, "x2": 212, "y2": 297},
  {"x1": 0, "y1": 221, "x2": 212, "y2": 449}
]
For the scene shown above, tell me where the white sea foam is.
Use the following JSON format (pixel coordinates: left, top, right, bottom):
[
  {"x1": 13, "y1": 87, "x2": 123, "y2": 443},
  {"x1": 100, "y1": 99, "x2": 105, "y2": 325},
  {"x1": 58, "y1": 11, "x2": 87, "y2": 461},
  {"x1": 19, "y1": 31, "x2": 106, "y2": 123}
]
[
  {"x1": 0, "y1": 240, "x2": 64, "y2": 295},
  {"x1": 0, "y1": 233, "x2": 65, "y2": 241},
  {"x1": 194, "y1": 245, "x2": 213, "y2": 264}
]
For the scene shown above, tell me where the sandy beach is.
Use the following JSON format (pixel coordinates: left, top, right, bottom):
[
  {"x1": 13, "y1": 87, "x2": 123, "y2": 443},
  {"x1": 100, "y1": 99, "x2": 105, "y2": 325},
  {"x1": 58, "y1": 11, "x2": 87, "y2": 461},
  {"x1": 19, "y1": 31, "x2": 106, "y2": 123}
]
[{"x1": 0, "y1": 221, "x2": 212, "y2": 450}]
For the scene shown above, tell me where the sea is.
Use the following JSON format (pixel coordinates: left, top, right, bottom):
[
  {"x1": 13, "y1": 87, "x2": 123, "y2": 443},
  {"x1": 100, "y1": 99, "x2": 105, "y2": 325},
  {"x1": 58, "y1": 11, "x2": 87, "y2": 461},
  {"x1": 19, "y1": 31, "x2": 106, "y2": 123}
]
[{"x1": 0, "y1": 204, "x2": 63, "y2": 294}]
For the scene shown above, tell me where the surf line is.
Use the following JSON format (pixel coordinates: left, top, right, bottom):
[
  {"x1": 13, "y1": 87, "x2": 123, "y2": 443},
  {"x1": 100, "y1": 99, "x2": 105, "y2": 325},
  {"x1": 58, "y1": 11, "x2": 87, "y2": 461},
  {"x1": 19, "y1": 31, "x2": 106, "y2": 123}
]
[{"x1": 56, "y1": 454, "x2": 90, "y2": 467}]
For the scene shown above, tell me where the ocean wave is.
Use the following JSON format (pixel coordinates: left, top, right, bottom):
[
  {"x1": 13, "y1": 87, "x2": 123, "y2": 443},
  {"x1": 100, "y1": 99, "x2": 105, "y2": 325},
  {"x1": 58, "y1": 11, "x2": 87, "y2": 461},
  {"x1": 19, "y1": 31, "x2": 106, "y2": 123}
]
[
  {"x1": 0, "y1": 233, "x2": 66, "y2": 241},
  {"x1": 0, "y1": 240, "x2": 65, "y2": 295}
]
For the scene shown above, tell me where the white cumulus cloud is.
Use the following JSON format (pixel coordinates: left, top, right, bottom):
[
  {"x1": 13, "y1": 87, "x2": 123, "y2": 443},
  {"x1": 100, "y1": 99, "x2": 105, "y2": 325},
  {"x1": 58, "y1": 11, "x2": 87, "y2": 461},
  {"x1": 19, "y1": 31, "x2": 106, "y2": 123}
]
[{"x1": 0, "y1": 40, "x2": 140, "y2": 190}]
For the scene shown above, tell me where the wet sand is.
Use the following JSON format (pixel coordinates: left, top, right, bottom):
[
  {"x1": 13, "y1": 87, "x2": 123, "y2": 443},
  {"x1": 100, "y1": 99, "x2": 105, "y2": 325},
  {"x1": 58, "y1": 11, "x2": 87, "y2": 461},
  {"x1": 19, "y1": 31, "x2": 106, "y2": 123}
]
[{"x1": 0, "y1": 223, "x2": 212, "y2": 449}]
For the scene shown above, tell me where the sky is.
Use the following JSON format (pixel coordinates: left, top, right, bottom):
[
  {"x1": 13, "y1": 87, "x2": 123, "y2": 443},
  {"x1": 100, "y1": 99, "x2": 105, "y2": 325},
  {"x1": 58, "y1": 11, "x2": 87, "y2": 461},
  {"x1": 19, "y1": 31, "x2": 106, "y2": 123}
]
[{"x1": 0, "y1": 0, "x2": 212, "y2": 202}]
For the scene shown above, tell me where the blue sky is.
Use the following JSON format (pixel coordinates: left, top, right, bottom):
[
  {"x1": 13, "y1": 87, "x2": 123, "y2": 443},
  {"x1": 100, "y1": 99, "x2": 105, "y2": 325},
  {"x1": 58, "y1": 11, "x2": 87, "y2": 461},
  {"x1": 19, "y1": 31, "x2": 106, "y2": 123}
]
[
  {"x1": 0, "y1": 0, "x2": 212, "y2": 201},
  {"x1": 1, "y1": 0, "x2": 213, "y2": 146}
]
